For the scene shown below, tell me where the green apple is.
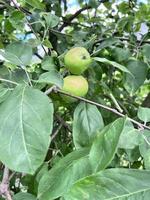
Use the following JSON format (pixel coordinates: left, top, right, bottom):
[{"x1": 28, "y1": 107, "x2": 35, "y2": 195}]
[
  {"x1": 62, "y1": 75, "x2": 89, "y2": 102},
  {"x1": 64, "y1": 47, "x2": 92, "y2": 75}
]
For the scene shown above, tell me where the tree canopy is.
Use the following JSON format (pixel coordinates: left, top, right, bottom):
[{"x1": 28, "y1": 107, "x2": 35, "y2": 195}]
[{"x1": 0, "y1": 0, "x2": 150, "y2": 200}]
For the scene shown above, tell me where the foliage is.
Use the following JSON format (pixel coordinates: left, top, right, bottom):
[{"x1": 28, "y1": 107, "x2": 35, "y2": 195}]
[{"x1": 0, "y1": 0, "x2": 150, "y2": 199}]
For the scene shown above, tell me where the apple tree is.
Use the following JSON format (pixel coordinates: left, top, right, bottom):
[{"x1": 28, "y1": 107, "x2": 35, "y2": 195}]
[{"x1": 0, "y1": 0, "x2": 150, "y2": 199}]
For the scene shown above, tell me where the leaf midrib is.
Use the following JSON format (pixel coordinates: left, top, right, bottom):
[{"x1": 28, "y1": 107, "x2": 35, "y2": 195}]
[{"x1": 20, "y1": 85, "x2": 32, "y2": 171}]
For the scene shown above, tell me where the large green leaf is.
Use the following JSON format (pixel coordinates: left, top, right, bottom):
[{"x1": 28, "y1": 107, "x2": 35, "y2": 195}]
[
  {"x1": 124, "y1": 60, "x2": 148, "y2": 94},
  {"x1": 73, "y1": 102, "x2": 104, "y2": 148},
  {"x1": 38, "y1": 148, "x2": 91, "y2": 200},
  {"x1": 94, "y1": 57, "x2": 132, "y2": 74},
  {"x1": 0, "y1": 42, "x2": 33, "y2": 66},
  {"x1": 13, "y1": 192, "x2": 36, "y2": 200},
  {"x1": 64, "y1": 168, "x2": 150, "y2": 200},
  {"x1": 0, "y1": 85, "x2": 53, "y2": 174},
  {"x1": 89, "y1": 117, "x2": 125, "y2": 172}
]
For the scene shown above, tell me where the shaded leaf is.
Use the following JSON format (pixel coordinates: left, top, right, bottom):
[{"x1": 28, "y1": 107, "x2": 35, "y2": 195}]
[
  {"x1": 142, "y1": 44, "x2": 150, "y2": 61},
  {"x1": 124, "y1": 60, "x2": 148, "y2": 94},
  {"x1": 13, "y1": 192, "x2": 36, "y2": 200},
  {"x1": 111, "y1": 47, "x2": 131, "y2": 62},
  {"x1": 97, "y1": 38, "x2": 120, "y2": 50},
  {"x1": 73, "y1": 102, "x2": 104, "y2": 148}
]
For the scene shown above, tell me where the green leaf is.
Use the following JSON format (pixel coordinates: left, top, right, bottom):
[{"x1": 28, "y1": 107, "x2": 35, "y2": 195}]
[
  {"x1": 96, "y1": 38, "x2": 120, "y2": 51},
  {"x1": 64, "y1": 168, "x2": 150, "y2": 200},
  {"x1": 142, "y1": 44, "x2": 150, "y2": 61},
  {"x1": 23, "y1": 0, "x2": 45, "y2": 10},
  {"x1": 138, "y1": 107, "x2": 150, "y2": 123},
  {"x1": 0, "y1": 86, "x2": 11, "y2": 103},
  {"x1": 43, "y1": 13, "x2": 59, "y2": 28},
  {"x1": 9, "y1": 11, "x2": 25, "y2": 29},
  {"x1": 38, "y1": 148, "x2": 91, "y2": 200},
  {"x1": 124, "y1": 60, "x2": 148, "y2": 94},
  {"x1": 13, "y1": 192, "x2": 36, "y2": 200},
  {"x1": 73, "y1": 102, "x2": 104, "y2": 148},
  {"x1": 118, "y1": 120, "x2": 141, "y2": 149},
  {"x1": 94, "y1": 57, "x2": 132, "y2": 74},
  {"x1": 143, "y1": 149, "x2": 150, "y2": 170},
  {"x1": 0, "y1": 42, "x2": 33, "y2": 66},
  {"x1": 0, "y1": 85, "x2": 53, "y2": 174},
  {"x1": 37, "y1": 71, "x2": 63, "y2": 88},
  {"x1": 41, "y1": 56, "x2": 56, "y2": 71},
  {"x1": 89, "y1": 117, "x2": 125, "y2": 172},
  {"x1": 111, "y1": 47, "x2": 131, "y2": 62},
  {"x1": 139, "y1": 130, "x2": 150, "y2": 169}
]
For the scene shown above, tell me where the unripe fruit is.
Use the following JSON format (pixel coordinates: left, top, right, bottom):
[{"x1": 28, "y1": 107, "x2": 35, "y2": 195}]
[
  {"x1": 62, "y1": 75, "x2": 89, "y2": 102},
  {"x1": 64, "y1": 47, "x2": 92, "y2": 75}
]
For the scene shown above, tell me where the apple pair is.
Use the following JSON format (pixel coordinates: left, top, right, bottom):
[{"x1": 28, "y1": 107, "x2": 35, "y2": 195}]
[{"x1": 62, "y1": 47, "x2": 92, "y2": 100}]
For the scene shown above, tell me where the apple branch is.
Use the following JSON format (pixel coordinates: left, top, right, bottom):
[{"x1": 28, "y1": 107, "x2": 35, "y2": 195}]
[
  {"x1": 45, "y1": 86, "x2": 150, "y2": 131},
  {"x1": 58, "y1": 5, "x2": 91, "y2": 31},
  {"x1": 0, "y1": 167, "x2": 12, "y2": 200}
]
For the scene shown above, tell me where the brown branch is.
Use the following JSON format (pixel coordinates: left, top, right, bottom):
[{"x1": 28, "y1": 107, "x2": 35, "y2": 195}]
[
  {"x1": 55, "y1": 114, "x2": 72, "y2": 133},
  {"x1": 44, "y1": 87, "x2": 150, "y2": 130},
  {"x1": 58, "y1": 5, "x2": 91, "y2": 31},
  {"x1": 0, "y1": 167, "x2": 12, "y2": 200},
  {"x1": 51, "y1": 123, "x2": 63, "y2": 141}
]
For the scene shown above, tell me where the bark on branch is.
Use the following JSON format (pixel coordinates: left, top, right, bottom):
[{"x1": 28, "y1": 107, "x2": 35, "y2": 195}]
[
  {"x1": 58, "y1": 5, "x2": 91, "y2": 31},
  {"x1": 0, "y1": 167, "x2": 12, "y2": 200}
]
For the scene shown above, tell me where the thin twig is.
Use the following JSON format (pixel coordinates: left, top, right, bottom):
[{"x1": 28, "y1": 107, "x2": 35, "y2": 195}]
[
  {"x1": 109, "y1": 93, "x2": 123, "y2": 113},
  {"x1": 44, "y1": 85, "x2": 57, "y2": 95},
  {"x1": 51, "y1": 123, "x2": 63, "y2": 141},
  {"x1": 55, "y1": 114, "x2": 72, "y2": 132},
  {"x1": 58, "y1": 5, "x2": 91, "y2": 31}
]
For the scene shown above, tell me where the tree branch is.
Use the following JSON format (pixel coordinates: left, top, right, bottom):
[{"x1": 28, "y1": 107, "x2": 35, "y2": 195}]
[
  {"x1": 58, "y1": 5, "x2": 91, "y2": 31},
  {"x1": 45, "y1": 87, "x2": 150, "y2": 130},
  {"x1": 0, "y1": 167, "x2": 12, "y2": 200},
  {"x1": 55, "y1": 114, "x2": 72, "y2": 133}
]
